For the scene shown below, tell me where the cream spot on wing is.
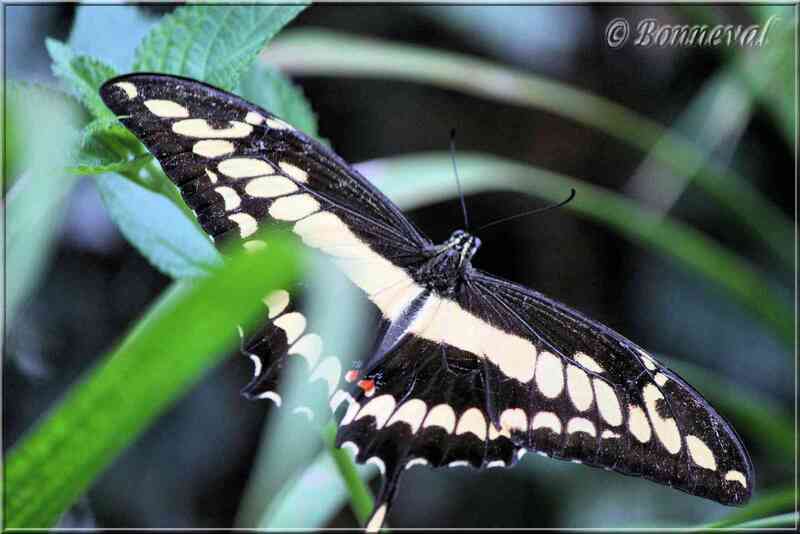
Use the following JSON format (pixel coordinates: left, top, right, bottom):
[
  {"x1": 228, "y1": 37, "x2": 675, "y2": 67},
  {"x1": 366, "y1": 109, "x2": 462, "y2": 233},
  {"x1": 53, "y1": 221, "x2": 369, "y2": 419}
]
[
  {"x1": 288, "y1": 333, "x2": 323, "y2": 369},
  {"x1": 567, "y1": 417, "x2": 596, "y2": 437},
  {"x1": 601, "y1": 430, "x2": 621, "y2": 439},
  {"x1": 172, "y1": 118, "x2": 252, "y2": 138},
  {"x1": 274, "y1": 312, "x2": 306, "y2": 344},
  {"x1": 535, "y1": 351, "x2": 564, "y2": 398},
  {"x1": 455, "y1": 407, "x2": 487, "y2": 440},
  {"x1": 637, "y1": 348, "x2": 658, "y2": 370},
  {"x1": 489, "y1": 424, "x2": 511, "y2": 440},
  {"x1": 193, "y1": 139, "x2": 235, "y2": 158},
  {"x1": 279, "y1": 161, "x2": 309, "y2": 182},
  {"x1": 267, "y1": 117, "x2": 294, "y2": 130},
  {"x1": 243, "y1": 240, "x2": 267, "y2": 253},
  {"x1": 340, "y1": 398, "x2": 361, "y2": 426},
  {"x1": 355, "y1": 394, "x2": 396, "y2": 429},
  {"x1": 405, "y1": 458, "x2": 428, "y2": 469},
  {"x1": 245, "y1": 176, "x2": 298, "y2": 198},
  {"x1": 725, "y1": 470, "x2": 747, "y2": 488},
  {"x1": 365, "y1": 504, "x2": 387, "y2": 534},
  {"x1": 268, "y1": 194, "x2": 320, "y2": 221},
  {"x1": 341, "y1": 441, "x2": 359, "y2": 458},
  {"x1": 367, "y1": 456, "x2": 386, "y2": 475},
  {"x1": 244, "y1": 111, "x2": 265, "y2": 125},
  {"x1": 293, "y1": 406, "x2": 314, "y2": 422},
  {"x1": 686, "y1": 435, "x2": 717, "y2": 471},
  {"x1": 218, "y1": 157, "x2": 273, "y2": 178},
  {"x1": 499, "y1": 408, "x2": 528, "y2": 434},
  {"x1": 205, "y1": 169, "x2": 219, "y2": 183},
  {"x1": 228, "y1": 212, "x2": 257, "y2": 238},
  {"x1": 593, "y1": 379, "x2": 623, "y2": 427},
  {"x1": 643, "y1": 383, "x2": 681, "y2": 454},
  {"x1": 293, "y1": 212, "x2": 423, "y2": 321},
  {"x1": 386, "y1": 399, "x2": 427, "y2": 433},
  {"x1": 487, "y1": 460, "x2": 506, "y2": 468},
  {"x1": 257, "y1": 391, "x2": 281, "y2": 406},
  {"x1": 263, "y1": 289, "x2": 289, "y2": 319},
  {"x1": 409, "y1": 295, "x2": 538, "y2": 383},
  {"x1": 329, "y1": 390, "x2": 354, "y2": 413},
  {"x1": 574, "y1": 351, "x2": 605, "y2": 373},
  {"x1": 423, "y1": 403, "x2": 457, "y2": 433},
  {"x1": 248, "y1": 355, "x2": 262, "y2": 377},
  {"x1": 531, "y1": 412, "x2": 562, "y2": 434},
  {"x1": 114, "y1": 81, "x2": 137, "y2": 99},
  {"x1": 654, "y1": 373, "x2": 668, "y2": 386},
  {"x1": 144, "y1": 99, "x2": 189, "y2": 118},
  {"x1": 567, "y1": 365, "x2": 593, "y2": 411},
  {"x1": 628, "y1": 405, "x2": 651, "y2": 443},
  {"x1": 215, "y1": 186, "x2": 241, "y2": 211}
]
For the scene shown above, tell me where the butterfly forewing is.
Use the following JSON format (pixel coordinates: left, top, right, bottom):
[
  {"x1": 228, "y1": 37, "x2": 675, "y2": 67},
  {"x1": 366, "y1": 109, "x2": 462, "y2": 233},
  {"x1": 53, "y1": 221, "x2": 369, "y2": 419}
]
[
  {"x1": 100, "y1": 73, "x2": 430, "y2": 417},
  {"x1": 469, "y1": 270, "x2": 753, "y2": 504},
  {"x1": 101, "y1": 73, "x2": 753, "y2": 531}
]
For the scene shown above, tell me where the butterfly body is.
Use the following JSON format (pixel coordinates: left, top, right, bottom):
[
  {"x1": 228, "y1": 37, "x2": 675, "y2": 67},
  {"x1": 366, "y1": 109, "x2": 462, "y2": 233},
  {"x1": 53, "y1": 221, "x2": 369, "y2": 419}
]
[{"x1": 100, "y1": 73, "x2": 753, "y2": 531}]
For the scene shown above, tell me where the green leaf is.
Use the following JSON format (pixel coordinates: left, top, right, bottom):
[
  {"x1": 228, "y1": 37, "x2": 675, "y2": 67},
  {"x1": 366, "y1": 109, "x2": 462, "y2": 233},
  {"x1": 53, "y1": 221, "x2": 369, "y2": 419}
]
[
  {"x1": 93, "y1": 172, "x2": 222, "y2": 279},
  {"x1": 3, "y1": 81, "x2": 86, "y2": 320},
  {"x1": 3, "y1": 230, "x2": 302, "y2": 529},
  {"x1": 257, "y1": 424, "x2": 374, "y2": 529},
  {"x1": 46, "y1": 38, "x2": 119, "y2": 120},
  {"x1": 133, "y1": 4, "x2": 308, "y2": 91},
  {"x1": 265, "y1": 28, "x2": 793, "y2": 272},
  {"x1": 240, "y1": 64, "x2": 319, "y2": 138},
  {"x1": 358, "y1": 152, "x2": 793, "y2": 347},
  {"x1": 67, "y1": 120, "x2": 152, "y2": 175}
]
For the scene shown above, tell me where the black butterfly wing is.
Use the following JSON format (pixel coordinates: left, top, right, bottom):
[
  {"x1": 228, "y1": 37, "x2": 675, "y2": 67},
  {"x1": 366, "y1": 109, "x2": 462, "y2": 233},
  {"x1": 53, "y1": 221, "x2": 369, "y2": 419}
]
[
  {"x1": 338, "y1": 269, "x2": 752, "y2": 529},
  {"x1": 99, "y1": 73, "x2": 431, "y2": 411},
  {"x1": 101, "y1": 73, "x2": 754, "y2": 531}
]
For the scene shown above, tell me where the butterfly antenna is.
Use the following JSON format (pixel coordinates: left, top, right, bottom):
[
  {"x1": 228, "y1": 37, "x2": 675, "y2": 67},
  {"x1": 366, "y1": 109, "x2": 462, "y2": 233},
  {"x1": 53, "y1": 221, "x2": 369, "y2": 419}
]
[
  {"x1": 477, "y1": 188, "x2": 576, "y2": 232},
  {"x1": 450, "y1": 128, "x2": 470, "y2": 231}
]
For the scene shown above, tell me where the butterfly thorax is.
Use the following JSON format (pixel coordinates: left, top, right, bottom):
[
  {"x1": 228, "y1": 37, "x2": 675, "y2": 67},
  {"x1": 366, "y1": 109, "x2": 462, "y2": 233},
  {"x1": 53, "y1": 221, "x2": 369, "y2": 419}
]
[{"x1": 418, "y1": 230, "x2": 481, "y2": 296}]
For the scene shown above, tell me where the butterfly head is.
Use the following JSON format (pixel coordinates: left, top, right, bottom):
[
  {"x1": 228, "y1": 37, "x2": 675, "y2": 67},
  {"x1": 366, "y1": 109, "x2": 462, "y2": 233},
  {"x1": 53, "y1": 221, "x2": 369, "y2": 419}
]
[
  {"x1": 444, "y1": 229, "x2": 481, "y2": 267},
  {"x1": 420, "y1": 230, "x2": 481, "y2": 295}
]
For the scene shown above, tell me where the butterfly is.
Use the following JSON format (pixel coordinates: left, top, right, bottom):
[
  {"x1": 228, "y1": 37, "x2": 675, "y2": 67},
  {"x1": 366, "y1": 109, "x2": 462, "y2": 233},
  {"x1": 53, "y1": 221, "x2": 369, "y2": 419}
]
[{"x1": 100, "y1": 73, "x2": 753, "y2": 531}]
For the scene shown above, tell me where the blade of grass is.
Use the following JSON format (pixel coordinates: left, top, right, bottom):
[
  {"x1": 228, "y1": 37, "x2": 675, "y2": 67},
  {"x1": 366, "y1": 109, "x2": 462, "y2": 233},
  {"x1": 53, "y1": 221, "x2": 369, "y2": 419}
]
[
  {"x1": 3, "y1": 229, "x2": 302, "y2": 529},
  {"x1": 321, "y1": 422, "x2": 377, "y2": 526},
  {"x1": 699, "y1": 486, "x2": 795, "y2": 528},
  {"x1": 255, "y1": 425, "x2": 374, "y2": 528},
  {"x1": 625, "y1": 65, "x2": 752, "y2": 215},
  {"x1": 725, "y1": 512, "x2": 798, "y2": 529},
  {"x1": 677, "y1": 4, "x2": 795, "y2": 147},
  {"x1": 356, "y1": 152, "x2": 792, "y2": 347},
  {"x1": 264, "y1": 29, "x2": 793, "y2": 270}
]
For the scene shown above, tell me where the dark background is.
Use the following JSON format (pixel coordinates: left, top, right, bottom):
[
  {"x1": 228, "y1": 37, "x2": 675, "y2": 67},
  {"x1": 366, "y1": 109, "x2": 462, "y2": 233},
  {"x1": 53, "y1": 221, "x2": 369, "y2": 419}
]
[{"x1": 5, "y1": 3, "x2": 794, "y2": 529}]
